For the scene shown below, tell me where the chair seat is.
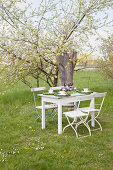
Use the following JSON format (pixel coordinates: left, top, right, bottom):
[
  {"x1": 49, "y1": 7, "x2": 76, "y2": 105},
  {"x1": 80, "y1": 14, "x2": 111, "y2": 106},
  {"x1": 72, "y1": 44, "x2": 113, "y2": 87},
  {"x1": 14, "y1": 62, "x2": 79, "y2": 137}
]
[
  {"x1": 63, "y1": 103, "x2": 74, "y2": 107},
  {"x1": 63, "y1": 109, "x2": 88, "y2": 118},
  {"x1": 36, "y1": 104, "x2": 57, "y2": 110},
  {"x1": 79, "y1": 107, "x2": 99, "y2": 112}
]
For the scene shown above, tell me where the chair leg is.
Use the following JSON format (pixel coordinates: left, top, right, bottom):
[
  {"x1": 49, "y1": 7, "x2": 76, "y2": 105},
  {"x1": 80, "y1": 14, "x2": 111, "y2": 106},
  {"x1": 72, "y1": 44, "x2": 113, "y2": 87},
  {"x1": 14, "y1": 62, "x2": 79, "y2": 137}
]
[
  {"x1": 34, "y1": 109, "x2": 42, "y2": 124},
  {"x1": 88, "y1": 118, "x2": 102, "y2": 131},
  {"x1": 34, "y1": 116, "x2": 41, "y2": 124},
  {"x1": 63, "y1": 116, "x2": 78, "y2": 138},
  {"x1": 34, "y1": 108, "x2": 56, "y2": 124},
  {"x1": 76, "y1": 119, "x2": 91, "y2": 137},
  {"x1": 95, "y1": 119, "x2": 102, "y2": 131},
  {"x1": 92, "y1": 119, "x2": 102, "y2": 131},
  {"x1": 46, "y1": 108, "x2": 56, "y2": 124},
  {"x1": 80, "y1": 117, "x2": 91, "y2": 136},
  {"x1": 83, "y1": 122, "x2": 91, "y2": 136},
  {"x1": 64, "y1": 116, "x2": 91, "y2": 138}
]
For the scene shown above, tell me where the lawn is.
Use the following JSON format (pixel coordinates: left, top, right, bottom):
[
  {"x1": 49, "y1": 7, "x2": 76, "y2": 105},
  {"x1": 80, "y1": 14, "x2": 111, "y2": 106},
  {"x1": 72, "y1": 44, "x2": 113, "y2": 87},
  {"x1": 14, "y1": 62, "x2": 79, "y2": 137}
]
[{"x1": 0, "y1": 70, "x2": 113, "y2": 170}]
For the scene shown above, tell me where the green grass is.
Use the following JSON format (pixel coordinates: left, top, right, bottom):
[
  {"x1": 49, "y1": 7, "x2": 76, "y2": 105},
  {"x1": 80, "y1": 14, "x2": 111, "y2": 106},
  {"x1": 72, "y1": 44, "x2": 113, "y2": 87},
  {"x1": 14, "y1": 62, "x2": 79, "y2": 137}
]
[{"x1": 0, "y1": 70, "x2": 113, "y2": 170}]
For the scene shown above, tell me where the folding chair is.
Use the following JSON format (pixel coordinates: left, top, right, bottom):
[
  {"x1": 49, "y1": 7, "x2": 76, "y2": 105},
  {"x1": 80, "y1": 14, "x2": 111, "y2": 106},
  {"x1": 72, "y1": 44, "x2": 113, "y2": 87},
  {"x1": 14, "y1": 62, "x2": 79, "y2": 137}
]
[
  {"x1": 50, "y1": 86, "x2": 64, "y2": 91},
  {"x1": 63, "y1": 94, "x2": 94, "y2": 138},
  {"x1": 79, "y1": 92, "x2": 107, "y2": 131},
  {"x1": 31, "y1": 87, "x2": 57, "y2": 124}
]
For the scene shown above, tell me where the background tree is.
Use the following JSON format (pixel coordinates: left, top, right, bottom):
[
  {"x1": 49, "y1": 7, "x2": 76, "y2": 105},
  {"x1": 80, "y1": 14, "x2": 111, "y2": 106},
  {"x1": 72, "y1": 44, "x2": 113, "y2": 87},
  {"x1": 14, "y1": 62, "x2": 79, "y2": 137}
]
[
  {"x1": 98, "y1": 33, "x2": 113, "y2": 79},
  {"x1": 57, "y1": 49, "x2": 77, "y2": 86},
  {"x1": 0, "y1": 0, "x2": 113, "y2": 87},
  {"x1": 77, "y1": 52, "x2": 95, "y2": 67}
]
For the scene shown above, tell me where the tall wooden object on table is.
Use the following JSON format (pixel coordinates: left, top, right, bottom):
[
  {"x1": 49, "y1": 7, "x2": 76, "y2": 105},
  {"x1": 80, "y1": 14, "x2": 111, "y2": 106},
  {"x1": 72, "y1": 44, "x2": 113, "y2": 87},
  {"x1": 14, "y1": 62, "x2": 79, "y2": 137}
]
[
  {"x1": 63, "y1": 94, "x2": 94, "y2": 138},
  {"x1": 79, "y1": 92, "x2": 107, "y2": 131},
  {"x1": 57, "y1": 50, "x2": 77, "y2": 86},
  {"x1": 31, "y1": 87, "x2": 57, "y2": 124}
]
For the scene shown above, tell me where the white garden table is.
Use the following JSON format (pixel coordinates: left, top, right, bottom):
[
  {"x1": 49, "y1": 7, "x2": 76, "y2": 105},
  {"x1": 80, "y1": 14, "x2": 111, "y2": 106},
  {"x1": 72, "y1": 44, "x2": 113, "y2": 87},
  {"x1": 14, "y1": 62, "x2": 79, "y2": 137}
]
[{"x1": 38, "y1": 93, "x2": 95, "y2": 134}]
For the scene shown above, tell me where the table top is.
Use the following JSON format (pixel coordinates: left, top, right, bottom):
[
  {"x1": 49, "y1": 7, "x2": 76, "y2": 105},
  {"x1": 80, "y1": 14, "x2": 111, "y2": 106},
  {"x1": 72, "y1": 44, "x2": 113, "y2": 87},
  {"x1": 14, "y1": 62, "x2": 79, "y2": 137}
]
[{"x1": 38, "y1": 92, "x2": 93, "y2": 99}]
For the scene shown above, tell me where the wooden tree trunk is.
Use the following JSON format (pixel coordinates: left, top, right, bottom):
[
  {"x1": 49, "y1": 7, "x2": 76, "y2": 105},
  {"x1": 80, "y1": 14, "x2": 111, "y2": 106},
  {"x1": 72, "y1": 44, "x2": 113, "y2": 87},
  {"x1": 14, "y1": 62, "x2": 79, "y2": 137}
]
[
  {"x1": 37, "y1": 78, "x2": 39, "y2": 87},
  {"x1": 57, "y1": 52, "x2": 68, "y2": 85},
  {"x1": 57, "y1": 50, "x2": 77, "y2": 86},
  {"x1": 53, "y1": 66, "x2": 59, "y2": 86}
]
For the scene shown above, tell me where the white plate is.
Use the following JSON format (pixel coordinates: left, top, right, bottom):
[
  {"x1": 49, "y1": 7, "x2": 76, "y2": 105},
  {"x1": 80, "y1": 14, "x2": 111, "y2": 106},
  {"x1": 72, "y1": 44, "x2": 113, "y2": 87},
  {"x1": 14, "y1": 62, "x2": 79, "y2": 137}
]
[
  {"x1": 71, "y1": 93, "x2": 84, "y2": 96},
  {"x1": 58, "y1": 93, "x2": 67, "y2": 96},
  {"x1": 58, "y1": 91, "x2": 66, "y2": 93},
  {"x1": 81, "y1": 91, "x2": 91, "y2": 93}
]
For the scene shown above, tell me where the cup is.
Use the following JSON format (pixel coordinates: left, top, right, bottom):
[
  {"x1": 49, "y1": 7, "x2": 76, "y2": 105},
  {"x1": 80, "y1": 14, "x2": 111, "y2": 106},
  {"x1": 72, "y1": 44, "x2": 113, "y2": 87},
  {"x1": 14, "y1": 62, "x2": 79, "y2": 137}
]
[
  {"x1": 49, "y1": 89, "x2": 53, "y2": 94},
  {"x1": 83, "y1": 88, "x2": 88, "y2": 92}
]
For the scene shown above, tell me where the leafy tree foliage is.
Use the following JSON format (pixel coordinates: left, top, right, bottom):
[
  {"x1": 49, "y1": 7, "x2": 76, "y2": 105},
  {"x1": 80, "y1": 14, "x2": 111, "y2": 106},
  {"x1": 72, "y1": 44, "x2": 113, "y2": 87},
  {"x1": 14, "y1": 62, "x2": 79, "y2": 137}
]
[
  {"x1": 98, "y1": 33, "x2": 113, "y2": 79},
  {"x1": 78, "y1": 52, "x2": 95, "y2": 66},
  {"x1": 0, "y1": 0, "x2": 113, "y2": 87}
]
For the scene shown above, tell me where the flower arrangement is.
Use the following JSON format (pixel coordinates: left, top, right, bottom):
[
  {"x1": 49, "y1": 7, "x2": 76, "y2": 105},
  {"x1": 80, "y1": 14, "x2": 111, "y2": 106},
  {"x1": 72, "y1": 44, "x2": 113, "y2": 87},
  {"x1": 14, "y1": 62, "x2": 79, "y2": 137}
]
[{"x1": 61, "y1": 83, "x2": 76, "y2": 91}]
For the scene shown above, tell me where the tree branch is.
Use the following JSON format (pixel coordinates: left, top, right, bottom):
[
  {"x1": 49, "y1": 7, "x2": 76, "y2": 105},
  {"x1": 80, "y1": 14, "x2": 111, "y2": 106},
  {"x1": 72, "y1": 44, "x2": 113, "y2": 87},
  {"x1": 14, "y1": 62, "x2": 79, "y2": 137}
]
[{"x1": 65, "y1": 0, "x2": 99, "y2": 41}]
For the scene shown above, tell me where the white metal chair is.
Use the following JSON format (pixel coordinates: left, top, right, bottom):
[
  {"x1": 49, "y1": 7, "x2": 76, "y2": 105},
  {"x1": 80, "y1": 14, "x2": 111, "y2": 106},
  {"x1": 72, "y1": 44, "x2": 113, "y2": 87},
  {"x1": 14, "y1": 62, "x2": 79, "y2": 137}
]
[
  {"x1": 63, "y1": 94, "x2": 94, "y2": 138},
  {"x1": 50, "y1": 86, "x2": 74, "y2": 107},
  {"x1": 31, "y1": 87, "x2": 57, "y2": 124},
  {"x1": 79, "y1": 92, "x2": 107, "y2": 131}
]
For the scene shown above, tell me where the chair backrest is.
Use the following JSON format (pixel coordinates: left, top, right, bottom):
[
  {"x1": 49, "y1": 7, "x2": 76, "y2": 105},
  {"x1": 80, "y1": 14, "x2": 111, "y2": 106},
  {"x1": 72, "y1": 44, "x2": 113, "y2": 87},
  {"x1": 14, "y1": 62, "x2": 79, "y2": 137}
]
[
  {"x1": 50, "y1": 86, "x2": 63, "y2": 91},
  {"x1": 31, "y1": 87, "x2": 46, "y2": 107},
  {"x1": 31, "y1": 87, "x2": 46, "y2": 92},
  {"x1": 93, "y1": 92, "x2": 107, "y2": 115},
  {"x1": 93, "y1": 92, "x2": 107, "y2": 98},
  {"x1": 76, "y1": 94, "x2": 94, "y2": 102},
  {"x1": 76, "y1": 94, "x2": 94, "y2": 110}
]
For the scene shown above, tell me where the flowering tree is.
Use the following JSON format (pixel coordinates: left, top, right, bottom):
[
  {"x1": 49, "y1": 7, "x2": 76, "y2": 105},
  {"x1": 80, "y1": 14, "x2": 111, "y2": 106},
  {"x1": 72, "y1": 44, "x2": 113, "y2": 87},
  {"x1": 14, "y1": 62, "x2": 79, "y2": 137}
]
[
  {"x1": 77, "y1": 52, "x2": 95, "y2": 66},
  {"x1": 0, "y1": 0, "x2": 113, "y2": 87},
  {"x1": 98, "y1": 33, "x2": 113, "y2": 79}
]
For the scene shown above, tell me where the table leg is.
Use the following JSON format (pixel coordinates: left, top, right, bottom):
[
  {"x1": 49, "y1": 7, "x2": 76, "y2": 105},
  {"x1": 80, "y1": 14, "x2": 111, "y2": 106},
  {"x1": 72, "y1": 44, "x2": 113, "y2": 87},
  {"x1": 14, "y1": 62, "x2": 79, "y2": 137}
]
[
  {"x1": 42, "y1": 98, "x2": 45, "y2": 129},
  {"x1": 91, "y1": 98, "x2": 95, "y2": 127},
  {"x1": 58, "y1": 102, "x2": 62, "y2": 134},
  {"x1": 74, "y1": 101, "x2": 77, "y2": 122},
  {"x1": 74, "y1": 101, "x2": 77, "y2": 110}
]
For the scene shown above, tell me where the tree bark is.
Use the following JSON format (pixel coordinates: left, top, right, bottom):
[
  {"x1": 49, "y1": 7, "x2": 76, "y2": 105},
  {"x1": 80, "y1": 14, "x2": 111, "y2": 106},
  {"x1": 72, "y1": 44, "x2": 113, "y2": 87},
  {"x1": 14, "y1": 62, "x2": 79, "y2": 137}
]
[
  {"x1": 57, "y1": 52, "x2": 68, "y2": 85},
  {"x1": 37, "y1": 78, "x2": 39, "y2": 87},
  {"x1": 57, "y1": 50, "x2": 77, "y2": 86}
]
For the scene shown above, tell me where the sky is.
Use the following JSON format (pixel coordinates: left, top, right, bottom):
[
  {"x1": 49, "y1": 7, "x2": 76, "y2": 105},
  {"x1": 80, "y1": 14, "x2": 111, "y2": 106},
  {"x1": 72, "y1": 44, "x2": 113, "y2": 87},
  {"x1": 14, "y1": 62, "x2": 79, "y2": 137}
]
[
  {"x1": 22, "y1": 0, "x2": 113, "y2": 57},
  {"x1": 28, "y1": 0, "x2": 113, "y2": 47},
  {"x1": 28, "y1": 0, "x2": 113, "y2": 22},
  {"x1": 28, "y1": 0, "x2": 113, "y2": 27}
]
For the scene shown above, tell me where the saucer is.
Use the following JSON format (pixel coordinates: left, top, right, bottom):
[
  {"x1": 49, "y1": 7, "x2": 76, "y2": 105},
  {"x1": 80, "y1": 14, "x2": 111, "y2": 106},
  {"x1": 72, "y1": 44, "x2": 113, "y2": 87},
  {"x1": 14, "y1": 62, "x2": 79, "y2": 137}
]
[
  {"x1": 71, "y1": 93, "x2": 84, "y2": 96},
  {"x1": 81, "y1": 90, "x2": 91, "y2": 93},
  {"x1": 58, "y1": 93, "x2": 67, "y2": 96},
  {"x1": 58, "y1": 91, "x2": 66, "y2": 95}
]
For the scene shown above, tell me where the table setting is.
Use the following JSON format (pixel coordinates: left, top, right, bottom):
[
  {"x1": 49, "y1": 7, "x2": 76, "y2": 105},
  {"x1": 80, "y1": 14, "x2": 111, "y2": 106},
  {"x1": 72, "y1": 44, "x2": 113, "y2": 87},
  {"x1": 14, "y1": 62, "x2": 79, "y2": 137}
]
[
  {"x1": 39, "y1": 84, "x2": 95, "y2": 134},
  {"x1": 44, "y1": 84, "x2": 93, "y2": 97}
]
